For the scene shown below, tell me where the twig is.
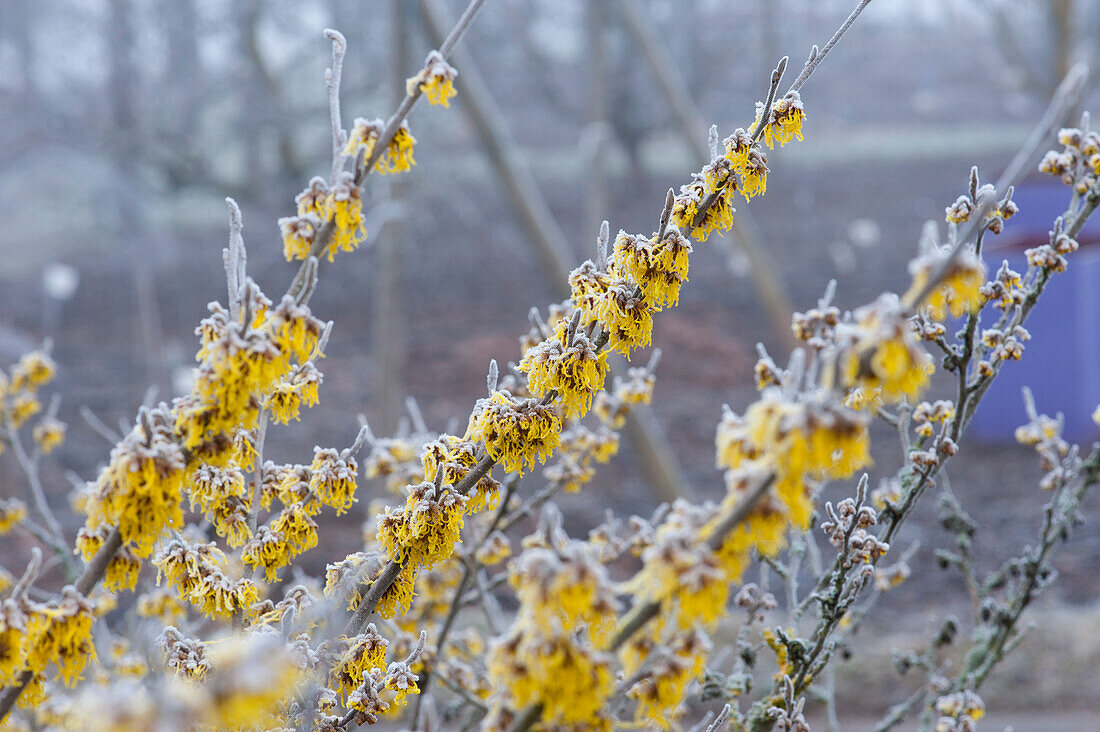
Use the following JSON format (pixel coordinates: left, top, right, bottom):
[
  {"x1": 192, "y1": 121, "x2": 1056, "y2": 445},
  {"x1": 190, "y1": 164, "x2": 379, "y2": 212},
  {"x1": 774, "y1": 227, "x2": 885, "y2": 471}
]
[
  {"x1": 787, "y1": 0, "x2": 873, "y2": 94},
  {"x1": 324, "y1": 29, "x2": 348, "y2": 184},
  {"x1": 79, "y1": 405, "x2": 122, "y2": 444},
  {"x1": 1, "y1": 419, "x2": 78, "y2": 579},
  {"x1": 750, "y1": 57, "x2": 788, "y2": 143}
]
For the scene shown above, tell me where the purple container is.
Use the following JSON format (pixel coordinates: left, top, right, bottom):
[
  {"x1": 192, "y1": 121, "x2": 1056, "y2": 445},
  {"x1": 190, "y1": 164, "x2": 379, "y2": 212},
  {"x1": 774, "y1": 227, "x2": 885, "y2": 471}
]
[{"x1": 967, "y1": 181, "x2": 1100, "y2": 444}]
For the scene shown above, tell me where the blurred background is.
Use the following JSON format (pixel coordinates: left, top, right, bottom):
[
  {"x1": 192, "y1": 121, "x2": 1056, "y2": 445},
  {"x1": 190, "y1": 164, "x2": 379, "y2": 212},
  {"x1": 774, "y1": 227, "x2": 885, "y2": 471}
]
[{"x1": 2, "y1": 0, "x2": 1100, "y2": 724}]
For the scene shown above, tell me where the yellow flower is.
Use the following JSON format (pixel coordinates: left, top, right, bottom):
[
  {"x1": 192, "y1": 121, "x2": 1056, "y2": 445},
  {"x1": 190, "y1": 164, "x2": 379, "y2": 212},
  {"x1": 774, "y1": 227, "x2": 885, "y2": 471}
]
[
  {"x1": 379, "y1": 124, "x2": 416, "y2": 174},
  {"x1": 198, "y1": 634, "x2": 303, "y2": 730},
  {"x1": 519, "y1": 332, "x2": 608, "y2": 417},
  {"x1": 9, "y1": 351, "x2": 56, "y2": 393},
  {"x1": 626, "y1": 648, "x2": 698, "y2": 729},
  {"x1": 16, "y1": 588, "x2": 98, "y2": 689},
  {"x1": 324, "y1": 552, "x2": 384, "y2": 611},
  {"x1": 154, "y1": 538, "x2": 259, "y2": 619},
  {"x1": 271, "y1": 501, "x2": 319, "y2": 555},
  {"x1": 0, "y1": 498, "x2": 28, "y2": 536},
  {"x1": 265, "y1": 295, "x2": 325, "y2": 364},
  {"x1": 83, "y1": 406, "x2": 186, "y2": 558},
  {"x1": 406, "y1": 50, "x2": 457, "y2": 107},
  {"x1": 288, "y1": 175, "x2": 367, "y2": 261},
  {"x1": 242, "y1": 526, "x2": 292, "y2": 582},
  {"x1": 278, "y1": 213, "x2": 320, "y2": 262},
  {"x1": 136, "y1": 588, "x2": 187, "y2": 624},
  {"x1": 8, "y1": 393, "x2": 41, "y2": 428},
  {"x1": 188, "y1": 463, "x2": 252, "y2": 548},
  {"x1": 468, "y1": 391, "x2": 562, "y2": 475},
  {"x1": 309, "y1": 447, "x2": 358, "y2": 515},
  {"x1": 346, "y1": 117, "x2": 417, "y2": 175},
  {"x1": 377, "y1": 481, "x2": 468, "y2": 571},
  {"x1": 839, "y1": 294, "x2": 934, "y2": 403},
  {"x1": 611, "y1": 229, "x2": 692, "y2": 311},
  {"x1": 77, "y1": 528, "x2": 142, "y2": 591},
  {"x1": 330, "y1": 625, "x2": 390, "y2": 701},
  {"x1": 905, "y1": 250, "x2": 986, "y2": 321},
  {"x1": 267, "y1": 363, "x2": 322, "y2": 424},
  {"x1": 32, "y1": 418, "x2": 66, "y2": 455},
  {"x1": 596, "y1": 280, "x2": 654, "y2": 357},
  {"x1": 510, "y1": 544, "x2": 619, "y2": 643},
  {"x1": 296, "y1": 176, "x2": 328, "y2": 217},
  {"x1": 569, "y1": 260, "x2": 611, "y2": 327},
  {"x1": 759, "y1": 91, "x2": 806, "y2": 149},
  {"x1": 671, "y1": 162, "x2": 736, "y2": 241},
  {"x1": 486, "y1": 629, "x2": 615, "y2": 730}
]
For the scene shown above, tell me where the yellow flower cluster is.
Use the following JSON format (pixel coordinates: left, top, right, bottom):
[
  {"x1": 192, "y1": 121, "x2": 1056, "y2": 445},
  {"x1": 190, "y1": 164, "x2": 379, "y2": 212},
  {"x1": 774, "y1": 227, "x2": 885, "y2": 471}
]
[
  {"x1": 838, "y1": 294, "x2": 935, "y2": 404},
  {"x1": 346, "y1": 117, "x2": 417, "y2": 175},
  {"x1": 136, "y1": 588, "x2": 187, "y2": 624},
  {"x1": 330, "y1": 625, "x2": 389, "y2": 701},
  {"x1": 509, "y1": 544, "x2": 619, "y2": 644},
  {"x1": 611, "y1": 228, "x2": 693, "y2": 311},
  {"x1": 486, "y1": 536, "x2": 617, "y2": 731},
  {"x1": 905, "y1": 244, "x2": 985, "y2": 321},
  {"x1": 671, "y1": 159, "x2": 736, "y2": 241},
  {"x1": 189, "y1": 463, "x2": 251, "y2": 548},
  {"x1": 406, "y1": 50, "x2": 457, "y2": 107},
  {"x1": 421, "y1": 434, "x2": 500, "y2": 513},
  {"x1": 1, "y1": 587, "x2": 97, "y2": 699},
  {"x1": 240, "y1": 501, "x2": 320, "y2": 580},
  {"x1": 282, "y1": 174, "x2": 367, "y2": 262},
  {"x1": 310, "y1": 447, "x2": 359, "y2": 515},
  {"x1": 625, "y1": 632, "x2": 710, "y2": 729},
  {"x1": 81, "y1": 405, "x2": 186, "y2": 558},
  {"x1": 0, "y1": 498, "x2": 27, "y2": 536},
  {"x1": 596, "y1": 280, "x2": 654, "y2": 356},
  {"x1": 154, "y1": 538, "x2": 259, "y2": 619},
  {"x1": 278, "y1": 212, "x2": 320, "y2": 262},
  {"x1": 718, "y1": 393, "x2": 870, "y2": 529},
  {"x1": 267, "y1": 362, "x2": 321, "y2": 424},
  {"x1": 724, "y1": 128, "x2": 769, "y2": 199},
  {"x1": 565, "y1": 250, "x2": 675, "y2": 357},
  {"x1": 519, "y1": 331, "x2": 608, "y2": 417},
  {"x1": 32, "y1": 417, "x2": 66, "y2": 455},
  {"x1": 376, "y1": 481, "x2": 469, "y2": 617},
  {"x1": 758, "y1": 91, "x2": 806, "y2": 149},
  {"x1": 273, "y1": 501, "x2": 320, "y2": 555},
  {"x1": 76, "y1": 527, "x2": 142, "y2": 591},
  {"x1": 1, "y1": 351, "x2": 56, "y2": 434},
  {"x1": 177, "y1": 292, "x2": 323, "y2": 464},
  {"x1": 324, "y1": 552, "x2": 385, "y2": 612},
  {"x1": 631, "y1": 501, "x2": 736, "y2": 629},
  {"x1": 197, "y1": 634, "x2": 303, "y2": 729},
  {"x1": 468, "y1": 391, "x2": 562, "y2": 475},
  {"x1": 568, "y1": 260, "x2": 610, "y2": 327}
]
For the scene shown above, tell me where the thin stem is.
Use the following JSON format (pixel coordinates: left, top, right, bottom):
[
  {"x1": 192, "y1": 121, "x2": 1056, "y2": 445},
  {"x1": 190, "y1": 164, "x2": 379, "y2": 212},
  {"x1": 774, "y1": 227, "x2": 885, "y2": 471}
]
[
  {"x1": 325, "y1": 29, "x2": 348, "y2": 184},
  {"x1": 246, "y1": 413, "x2": 269, "y2": 536},
  {"x1": 2, "y1": 421, "x2": 78, "y2": 579},
  {"x1": 750, "y1": 56, "x2": 788, "y2": 143},
  {"x1": 788, "y1": 0, "x2": 872, "y2": 94}
]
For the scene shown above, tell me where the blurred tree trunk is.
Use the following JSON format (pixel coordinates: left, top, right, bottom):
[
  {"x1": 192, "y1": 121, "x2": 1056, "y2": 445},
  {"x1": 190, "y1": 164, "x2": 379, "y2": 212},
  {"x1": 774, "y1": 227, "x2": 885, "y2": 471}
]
[
  {"x1": 165, "y1": 0, "x2": 200, "y2": 153},
  {"x1": 108, "y1": 0, "x2": 166, "y2": 399},
  {"x1": 584, "y1": 0, "x2": 611, "y2": 244},
  {"x1": 7, "y1": 1, "x2": 37, "y2": 106},
  {"x1": 372, "y1": 0, "x2": 412, "y2": 434},
  {"x1": 1051, "y1": 0, "x2": 1074, "y2": 87}
]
